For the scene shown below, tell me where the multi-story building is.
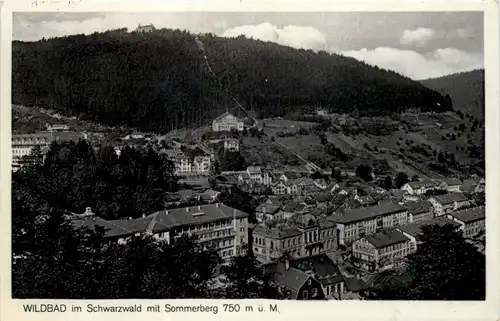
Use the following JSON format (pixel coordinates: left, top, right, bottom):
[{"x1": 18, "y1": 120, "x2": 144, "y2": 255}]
[
  {"x1": 446, "y1": 206, "x2": 485, "y2": 238},
  {"x1": 328, "y1": 203, "x2": 409, "y2": 246},
  {"x1": 351, "y1": 229, "x2": 412, "y2": 272},
  {"x1": 212, "y1": 112, "x2": 244, "y2": 132},
  {"x1": 136, "y1": 24, "x2": 155, "y2": 33},
  {"x1": 400, "y1": 180, "x2": 447, "y2": 195},
  {"x1": 12, "y1": 131, "x2": 84, "y2": 171},
  {"x1": 444, "y1": 178, "x2": 463, "y2": 193},
  {"x1": 406, "y1": 201, "x2": 434, "y2": 223},
  {"x1": 71, "y1": 203, "x2": 249, "y2": 261},
  {"x1": 264, "y1": 258, "x2": 326, "y2": 300},
  {"x1": 168, "y1": 148, "x2": 212, "y2": 176},
  {"x1": 252, "y1": 216, "x2": 337, "y2": 263},
  {"x1": 223, "y1": 138, "x2": 240, "y2": 152},
  {"x1": 397, "y1": 217, "x2": 462, "y2": 252},
  {"x1": 46, "y1": 123, "x2": 69, "y2": 132},
  {"x1": 428, "y1": 193, "x2": 471, "y2": 216}
]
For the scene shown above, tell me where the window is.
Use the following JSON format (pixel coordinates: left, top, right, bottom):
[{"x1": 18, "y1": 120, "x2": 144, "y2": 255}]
[
  {"x1": 302, "y1": 290, "x2": 309, "y2": 299},
  {"x1": 312, "y1": 288, "x2": 318, "y2": 298}
]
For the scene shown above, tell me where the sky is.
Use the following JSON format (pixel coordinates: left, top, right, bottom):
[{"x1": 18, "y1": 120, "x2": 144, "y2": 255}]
[{"x1": 13, "y1": 11, "x2": 484, "y2": 80}]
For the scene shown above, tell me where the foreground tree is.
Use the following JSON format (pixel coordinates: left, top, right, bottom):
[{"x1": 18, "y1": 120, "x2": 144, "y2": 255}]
[
  {"x1": 222, "y1": 254, "x2": 286, "y2": 299},
  {"x1": 370, "y1": 224, "x2": 485, "y2": 300},
  {"x1": 12, "y1": 183, "x2": 221, "y2": 299}
]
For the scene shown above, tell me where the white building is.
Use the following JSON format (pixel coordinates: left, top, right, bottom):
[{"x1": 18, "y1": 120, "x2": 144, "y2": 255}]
[
  {"x1": 428, "y1": 193, "x2": 471, "y2": 217},
  {"x1": 328, "y1": 203, "x2": 409, "y2": 246},
  {"x1": 212, "y1": 112, "x2": 244, "y2": 132},
  {"x1": 400, "y1": 180, "x2": 447, "y2": 196},
  {"x1": 71, "y1": 203, "x2": 249, "y2": 261},
  {"x1": 224, "y1": 138, "x2": 240, "y2": 152},
  {"x1": 446, "y1": 206, "x2": 485, "y2": 238},
  {"x1": 352, "y1": 229, "x2": 412, "y2": 272},
  {"x1": 12, "y1": 133, "x2": 53, "y2": 170}
]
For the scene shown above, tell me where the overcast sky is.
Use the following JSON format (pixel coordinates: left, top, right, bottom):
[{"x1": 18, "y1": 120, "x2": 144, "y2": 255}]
[{"x1": 13, "y1": 11, "x2": 483, "y2": 80}]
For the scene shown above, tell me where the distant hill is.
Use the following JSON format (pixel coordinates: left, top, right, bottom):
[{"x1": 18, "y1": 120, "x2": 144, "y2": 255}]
[
  {"x1": 12, "y1": 28, "x2": 450, "y2": 133},
  {"x1": 420, "y1": 69, "x2": 484, "y2": 119}
]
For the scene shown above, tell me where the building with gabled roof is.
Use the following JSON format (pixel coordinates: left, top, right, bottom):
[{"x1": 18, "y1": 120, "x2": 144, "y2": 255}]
[
  {"x1": 446, "y1": 206, "x2": 485, "y2": 238},
  {"x1": 352, "y1": 229, "x2": 412, "y2": 272},
  {"x1": 70, "y1": 203, "x2": 249, "y2": 261},
  {"x1": 212, "y1": 112, "x2": 244, "y2": 132},
  {"x1": 428, "y1": 193, "x2": 471, "y2": 216},
  {"x1": 327, "y1": 203, "x2": 409, "y2": 245},
  {"x1": 401, "y1": 180, "x2": 447, "y2": 195}
]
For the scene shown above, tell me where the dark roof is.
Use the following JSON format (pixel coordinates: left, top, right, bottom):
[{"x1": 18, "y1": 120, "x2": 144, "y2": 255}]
[
  {"x1": 344, "y1": 277, "x2": 370, "y2": 292},
  {"x1": 255, "y1": 203, "x2": 281, "y2": 215},
  {"x1": 407, "y1": 201, "x2": 433, "y2": 215},
  {"x1": 448, "y1": 206, "x2": 485, "y2": 223},
  {"x1": 74, "y1": 203, "x2": 248, "y2": 238},
  {"x1": 267, "y1": 262, "x2": 313, "y2": 297},
  {"x1": 444, "y1": 178, "x2": 462, "y2": 186},
  {"x1": 290, "y1": 254, "x2": 344, "y2": 285},
  {"x1": 362, "y1": 229, "x2": 410, "y2": 249},
  {"x1": 405, "y1": 180, "x2": 444, "y2": 190},
  {"x1": 328, "y1": 203, "x2": 407, "y2": 224},
  {"x1": 431, "y1": 193, "x2": 469, "y2": 205},
  {"x1": 397, "y1": 217, "x2": 461, "y2": 239},
  {"x1": 253, "y1": 225, "x2": 302, "y2": 239}
]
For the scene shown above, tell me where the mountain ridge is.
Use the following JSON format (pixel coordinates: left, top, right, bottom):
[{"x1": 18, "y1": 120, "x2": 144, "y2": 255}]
[{"x1": 12, "y1": 28, "x2": 452, "y2": 133}]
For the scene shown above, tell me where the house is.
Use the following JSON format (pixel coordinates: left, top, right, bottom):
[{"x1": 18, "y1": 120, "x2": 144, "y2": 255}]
[
  {"x1": 136, "y1": 23, "x2": 155, "y2": 33},
  {"x1": 199, "y1": 189, "x2": 221, "y2": 203},
  {"x1": 169, "y1": 148, "x2": 212, "y2": 176},
  {"x1": 272, "y1": 181, "x2": 288, "y2": 195},
  {"x1": 461, "y1": 177, "x2": 485, "y2": 194},
  {"x1": 279, "y1": 171, "x2": 303, "y2": 183},
  {"x1": 313, "y1": 179, "x2": 328, "y2": 190},
  {"x1": 246, "y1": 166, "x2": 263, "y2": 181},
  {"x1": 315, "y1": 193, "x2": 334, "y2": 208},
  {"x1": 223, "y1": 138, "x2": 240, "y2": 152},
  {"x1": 46, "y1": 123, "x2": 69, "y2": 132},
  {"x1": 280, "y1": 201, "x2": 309, "y2": 219},
  {"x1": 397, "y1": 217, "x2": 461, "y2": 252},
  {"x1": 326, "y1": 182, "x2": 341, "y2": 194},
  {"x1": 255, "y1": 203, "x2": 282, "y2": 222},
  {"x1": 342, "y1": 277, "x2": 371, "y2": 300},
  {"x1": 351, "y1": 229, "x2": 412, "y2": 272},
  {"x1": 446, "y1": 206, "x2": 485, "y2": 238},
  {"x1": 176, "y1": 189, "x2": 200, "y2": 202},
  {"x1": 264, "y1": 259, "x2": 326, "y2": 300},
  {"x1": 70, "y1": 203, "x2": 249, "y2": 260},
  {"x1": 286, "y1": 254, "x2": 346, "y2": 299},
  {"x1": 327, "y1": 203, "x2": 409, "y2": 246},
  {"x1": 400, "y1": 180, "x2": 447, "y2": 196},
  {"x1": 352, "y1": 195, "x2": 378, "y2": 208},
  {"x1": 444, "y1": 178, "x2": 463, "y2": 193},
  {"x1": 406, "y1": 201, "x2": 434, "y2": 223},
  {"x1": 212, "y1": 112, "x2": 244, "y2": 132},
  {"x1": 428, "y1": 193, "x2": 471, "y2": 216}
]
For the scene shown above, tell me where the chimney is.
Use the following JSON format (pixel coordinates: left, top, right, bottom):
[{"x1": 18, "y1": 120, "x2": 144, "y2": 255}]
[
  {"x1": 128, "y1": 217, "x2": 132, "y2": 220},
  {"x1": 285, "y1": 258, "x2": 290, "y2": 271},
  {"x1": 198, "y1": 205, "x2": 202, "y2": 210},
  {"x1": 216, "y1": 203, "x2": 220, "y2": 208},
  {"x1": 142, "y1": 213, "x2": 146, "y2": 218},
  {"x1": 186, "y1": 207, "x2": 190, "y2": 212},
  {"x1": 165, "y1": 210, "x2": 170, "y2": 215},
  {"x1": 262, "y1": 206, "x2": 266, "y2": 214}
]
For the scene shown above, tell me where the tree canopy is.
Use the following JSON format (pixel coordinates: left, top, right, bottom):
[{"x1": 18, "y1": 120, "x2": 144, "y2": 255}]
[
  {"x1": 13, "y1": 29, "x2": 451, "y2": 133},
  {"x1": 370, "y1": 224, "x2": 485, "y2": 300},
  {"x1": 13, "y1": 140, "x2": 179, "y2": 220}
]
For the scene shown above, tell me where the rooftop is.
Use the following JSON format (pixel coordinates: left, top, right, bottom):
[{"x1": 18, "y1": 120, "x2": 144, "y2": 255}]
[
  {"x1": 362, "y1": 229, "x2": 410, "y2": 249},
  {"x1": 448, "y1": 206, "x2": 485, "y2": 223},
  {"x1": 405, "y1": 180, "x2": 444, "y2": 190},
  {"x1": 430, "y1": 193, "x2": 469, "y2": 205},
  {"x1": 328, "y1": 203, "x2": 407, "y2": 224},
  {"x1": 406, "y1": 201, "x2": 433, "y2": 215},
  {"x1": 397, "y1": 217, "x2": 461, "y2": 239},
  {"x1": 73, "y1": 203, "x2": 249, "y2": 238},
  {"x1": 253, "y1": 225, "x2": 302, "y2": 239},
  {"x1": 444, "y1": 178, "x2": 463, "y2": 186}
]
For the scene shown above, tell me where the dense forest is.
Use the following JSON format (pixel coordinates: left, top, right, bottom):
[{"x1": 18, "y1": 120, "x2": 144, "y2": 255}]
[
  {"x1": 420, "y1": 69, "x2": 484, "y2": 119},
  {"x1": 13, "y1": 140, "x2": 179, "y2": 219},
  {"x1": 12, "y1": 28, "x2": 452, "y2": 133}
]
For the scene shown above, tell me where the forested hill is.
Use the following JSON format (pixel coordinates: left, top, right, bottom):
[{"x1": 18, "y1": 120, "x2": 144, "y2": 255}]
[
  {"x1": 13, "y1": 28, "x2": 451, "y2": 133},
  {"x1": 420, "y1": 69, "x2": 484, "y2": 119}
]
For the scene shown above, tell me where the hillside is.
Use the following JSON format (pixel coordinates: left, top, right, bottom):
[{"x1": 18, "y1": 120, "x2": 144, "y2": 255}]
[
  {"x1": 420, "y1": 69, "x2": 484, "y2": 119},
  {"x1": 12, "y1": 28, "x2": 451, "y2": 134}
]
